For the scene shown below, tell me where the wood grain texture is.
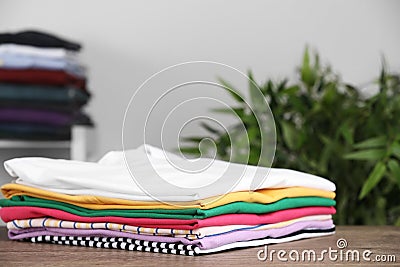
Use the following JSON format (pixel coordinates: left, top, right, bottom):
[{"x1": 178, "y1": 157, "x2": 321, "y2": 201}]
[{"x1": 0, "y1": 226, "x2": 399, "y2": 266}]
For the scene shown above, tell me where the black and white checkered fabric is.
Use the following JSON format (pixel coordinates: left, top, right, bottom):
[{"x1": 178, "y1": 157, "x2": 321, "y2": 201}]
[{"x1": 22, "y1": 235, "x2": 198, "y2": 256}]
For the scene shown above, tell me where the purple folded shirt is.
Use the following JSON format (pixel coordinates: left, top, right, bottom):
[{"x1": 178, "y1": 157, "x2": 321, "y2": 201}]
[
  {"x1": 0, "y1": 108, "x2": 72, "y2": 126},
  {"x1": 8, "y1": 219, "x2": 334, "y2": 250}
]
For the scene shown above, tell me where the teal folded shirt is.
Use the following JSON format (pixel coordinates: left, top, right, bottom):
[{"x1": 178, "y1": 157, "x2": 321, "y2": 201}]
[
  {"x1": 0, "y1": 195, "x2": 335, "y2": 220},
  {"x1": 0, "y1": 84, "x2": 89, "y2": 104}
]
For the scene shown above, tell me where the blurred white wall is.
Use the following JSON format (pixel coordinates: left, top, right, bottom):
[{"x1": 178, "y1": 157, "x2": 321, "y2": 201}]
[{"x1": 0, "y1": 0, "x2": 399, "y2": 184}]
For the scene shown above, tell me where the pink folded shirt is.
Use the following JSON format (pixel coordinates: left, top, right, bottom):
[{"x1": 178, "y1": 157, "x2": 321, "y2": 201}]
[{"x1": 0, "y1": 206, "x2": 336, "y2": 230}]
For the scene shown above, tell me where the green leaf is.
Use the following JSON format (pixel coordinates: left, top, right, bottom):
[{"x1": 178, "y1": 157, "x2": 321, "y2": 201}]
[
  {"x1": 248, "y1": 71, "x2": 266, "y2": 115},
  {"x1": 211, "y1": 107, "x2": 245, "y2": 117},
  {"x1": 375, "y1": 197, "x2": 387, "y2": 225},
  {"x1": 390, "y1": 142, "x2": 400, "y2": 159},
  {"x1": 247, "y1": 127, "x2": 260, "y2": 142},
  {"x1": 353, "y1": 136, "x2": 387, "y2": 149},
  {"x1": 319, "y1": 134, "x2": 332, "y2": 146},
  {"x1": 287, "y1": 94, "x2": 308, "y2": 114},
  {"x1": 318, "y1": 143, "x2": 333, "y2": 174},
  {"x1": 388, "y1": 159, "x2": 400, "y2": 187},
  {"x1": 281, "y1": 121, "x2": 302, "y2": 150},
  {"x1": 200, "y1": 122, "x2": 220, "y2": 134},
  {"x1": 276, "y1": 79, "x2": 289, "y2": 92},
  {"x1": 281, "y1": 85, "x2": 300, "y2": 95},
  {"x1": 179, "y1": 147, "x2": 200, "y2": 155},
  {"x1": 343, "y1": 149, "x2": 385, "y2": 160},
  {"x1": 322, "y1": 83, "x2": 338, "y2": 104},
  {"x1": 217, "y1": 78, "x2": 245, "y2": 103},
  {"x1": 300, "y1": 47, "x2": 317, "y2": 87},
  {"x1": 241, "y1": 112, "x2": 258, "y2": 127},
  {"x1": 339, "y1": 123, "x2": 354, "y2": 145},
  {"x1": 180, "y1": 136, "x2": 206, "y2": 143},
  {"x1": 261, "y1": 80, "x2": 274, "y2": 98},
  {"x1": 344, "y1": 84, "x2": 360, "y2": 98},
  {"x1": 359, "y1": 161, "x2": 387, "y2": 199}
]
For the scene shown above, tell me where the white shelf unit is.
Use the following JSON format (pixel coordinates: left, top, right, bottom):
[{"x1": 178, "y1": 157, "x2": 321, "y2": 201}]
[{"x1": 0, "y1": 125, "x2": 91, "y2": 161}]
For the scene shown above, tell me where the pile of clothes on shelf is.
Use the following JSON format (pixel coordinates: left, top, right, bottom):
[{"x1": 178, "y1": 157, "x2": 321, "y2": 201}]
[
  {"x1": 0, "y1": 145, "x2": 336, "y2": 256},
  {"x1": 0, "y1": 30, "x2": 92, "y2": 140}
]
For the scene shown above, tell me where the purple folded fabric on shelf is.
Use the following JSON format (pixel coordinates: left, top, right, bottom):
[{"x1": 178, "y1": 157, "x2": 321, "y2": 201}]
[
  {"x1": 8, "y1": 219, "x2": 334, "y2": 250},
  {"x1": 0, "y1": 108, "x2": 72, "y2": 126}
]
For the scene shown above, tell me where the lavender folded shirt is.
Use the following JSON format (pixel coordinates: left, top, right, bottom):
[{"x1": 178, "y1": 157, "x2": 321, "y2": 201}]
[
  {"x1": 0, "y1": 108, "x2": 72, "y2": 126},
  {"x1": 8, "y1": 219, "x2": 334, "y2": 250}
]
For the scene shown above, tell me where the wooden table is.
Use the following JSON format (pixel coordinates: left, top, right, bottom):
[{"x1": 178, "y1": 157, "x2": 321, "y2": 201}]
[{"x1": 0, "y1": 226, "x2": 399, "y2": 266}]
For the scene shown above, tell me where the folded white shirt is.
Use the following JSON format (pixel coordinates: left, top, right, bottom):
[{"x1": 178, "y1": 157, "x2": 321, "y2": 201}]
[
  {"x1": 4, "y1": 145, "x2": 335, "y2": 201},
  {"x1": 0, "y1": 44, "x2": 77, "y2": 59}
]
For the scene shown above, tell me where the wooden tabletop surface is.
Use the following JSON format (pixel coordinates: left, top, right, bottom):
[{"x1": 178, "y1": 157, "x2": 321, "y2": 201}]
[{"x1": 0, "y1": 226, "x2": 399, "y2": 266}]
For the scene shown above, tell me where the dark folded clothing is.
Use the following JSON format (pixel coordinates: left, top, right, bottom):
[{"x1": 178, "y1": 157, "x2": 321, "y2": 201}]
[
  {"x1": 0, "y1": 83, "x2": 89, "y2": 105},
  {"x1": 74, "y1": 112, "x2": 94, "y2": 126},
  {"x1": 0, "y1": 100, "x2": 82, "y2": 113},
  {"x1": 0, "y1": 30, "x2": 81, "y2": 51},
  {"x1": 0, "y1": 68, "x2": 86, "y2": 90},
  {"x1": 0, "y1": 123, "x2": 70, "y2": 140},
  {"x1": 0, "y1": 108, "x2": 73, "y2": 126},
  {"x1": 0, "y1": 107, "x2": 94, "y2": 127}
]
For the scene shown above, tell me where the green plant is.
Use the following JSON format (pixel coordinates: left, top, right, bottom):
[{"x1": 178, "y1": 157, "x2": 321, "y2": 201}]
[{"x1": 180, "y1": 48, "x2": 400, "y2": 225}]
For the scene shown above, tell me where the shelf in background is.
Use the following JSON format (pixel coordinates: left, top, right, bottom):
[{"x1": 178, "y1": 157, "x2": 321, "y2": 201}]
[{"x1": 0, "y1": 125, "x2": 92, "y2": 161}]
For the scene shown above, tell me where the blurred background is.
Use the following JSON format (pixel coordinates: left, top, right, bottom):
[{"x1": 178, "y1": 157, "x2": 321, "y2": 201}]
[{"x1": 0, "y1": 0, "x2": 399, "y2": 225}]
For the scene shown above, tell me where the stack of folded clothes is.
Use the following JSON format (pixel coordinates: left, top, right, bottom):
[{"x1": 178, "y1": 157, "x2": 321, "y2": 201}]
[
  {"x1": 0, "y1": 145, "x2": 336, "y2": 256},
  {"x1": 0, "y1": 30, "x2": 91, "y2": 140}
]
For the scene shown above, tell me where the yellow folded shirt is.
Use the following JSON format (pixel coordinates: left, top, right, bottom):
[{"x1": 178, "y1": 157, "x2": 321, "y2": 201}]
[{"x1": 1, "y1": 183, "x2": 335, "y2": 210}]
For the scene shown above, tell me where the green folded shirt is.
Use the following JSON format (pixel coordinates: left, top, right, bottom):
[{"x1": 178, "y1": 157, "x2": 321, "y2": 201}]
[{"x1": 0, "y1": 195, "x2": 335, "y2": 220}]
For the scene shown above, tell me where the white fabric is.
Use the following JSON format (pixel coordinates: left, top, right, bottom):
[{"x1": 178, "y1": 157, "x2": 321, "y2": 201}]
[
  {"x1": 197, "y1": 231, "x2": 335, "y2": 254},
  {"x1": 0, "y1": 44, "x2": 77, "y2": 59},
  {"x1": 4, "y1": 144, "x2": 336, "y2": 201}
]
